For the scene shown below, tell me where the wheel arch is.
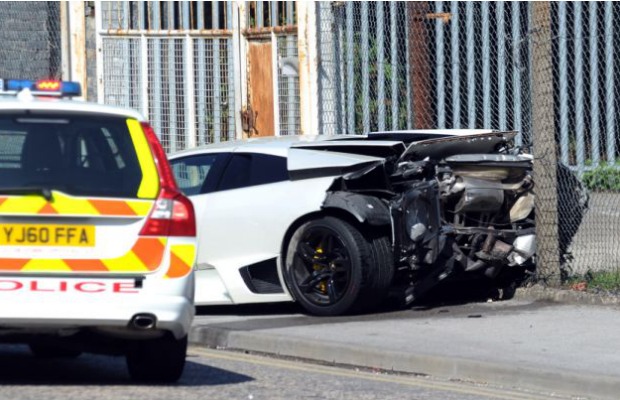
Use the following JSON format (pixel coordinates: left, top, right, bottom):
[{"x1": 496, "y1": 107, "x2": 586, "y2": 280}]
[
  {"x1": 280, "y1": 208, "x2": 378, "y2": 264},
  {"x1": 278, "y1": 207, "x2": 392, "y2": 302}
]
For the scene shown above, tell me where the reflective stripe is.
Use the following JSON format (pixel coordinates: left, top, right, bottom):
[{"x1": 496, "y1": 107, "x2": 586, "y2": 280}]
[
  {"x1": 0, "y1": 192, "x2": 153, "y2": 217},
  {"x1": 0, "y1": 237, "x2": 167, "y2": 273},
  {"x1": 21, "y1": 259, "x2": 71, "y2": 272},
  {"x1": 165, "y1": 244, "x2": 196, "y2": 279},
  {"x1": 126, "y1": 119, "x2": 160, "y2": 199}
]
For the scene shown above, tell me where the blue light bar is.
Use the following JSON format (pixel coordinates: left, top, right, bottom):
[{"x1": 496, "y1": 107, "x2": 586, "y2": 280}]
[
  {"x1": 2, "y1": 79, "x2": 82, "y2": 97},
  {"x1": 5, "y1": 79, "x2": 34, "y2": 91}
]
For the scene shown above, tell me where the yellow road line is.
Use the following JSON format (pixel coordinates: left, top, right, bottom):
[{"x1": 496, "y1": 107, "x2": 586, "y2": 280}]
[{"x1": 190, "y1": 347, "x2": 566, "y2": 400}]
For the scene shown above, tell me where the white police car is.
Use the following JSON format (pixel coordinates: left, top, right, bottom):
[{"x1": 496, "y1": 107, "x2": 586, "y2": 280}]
[{"x1": 0, "y1": 79, "x2": 197, "y2": 383}]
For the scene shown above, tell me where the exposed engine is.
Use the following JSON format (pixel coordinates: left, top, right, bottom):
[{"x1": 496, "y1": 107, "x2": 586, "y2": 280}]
[
  {"x1": 389, "y1": 153, "x2": 536, "y2": 301},
  {"x1": 322, "y1": 130, "x2": 586, "y2": 304}
]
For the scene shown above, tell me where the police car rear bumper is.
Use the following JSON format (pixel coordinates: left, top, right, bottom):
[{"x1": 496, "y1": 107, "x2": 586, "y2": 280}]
[{"x1": 0, "y1": 292, "x2": 195, "y2": 338}]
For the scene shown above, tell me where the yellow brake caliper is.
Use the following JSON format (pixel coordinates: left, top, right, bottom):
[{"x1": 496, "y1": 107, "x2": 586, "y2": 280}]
[{"x1": 313, "y1": 247, "x2": 327, "y2": 293}]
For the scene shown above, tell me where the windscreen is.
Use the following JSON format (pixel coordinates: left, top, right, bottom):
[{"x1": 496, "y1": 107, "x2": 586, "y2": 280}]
[{"x1": 0, "y1": 114, "x2": 143, "y2": 198}]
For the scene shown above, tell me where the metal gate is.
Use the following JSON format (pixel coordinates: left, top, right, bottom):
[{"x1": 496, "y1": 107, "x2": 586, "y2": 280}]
[{"x1": 96, "y1": 1, "x2": 299, "y2": 153}]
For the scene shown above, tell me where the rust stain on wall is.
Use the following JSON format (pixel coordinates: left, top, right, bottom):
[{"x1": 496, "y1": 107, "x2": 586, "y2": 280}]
[{"x1": 247, "y1": 40, "x2": 275, "y2": 137}]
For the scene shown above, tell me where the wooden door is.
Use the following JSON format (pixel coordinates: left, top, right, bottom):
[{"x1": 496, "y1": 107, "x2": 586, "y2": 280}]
[{"x1": 246, "y1": 40, "x2": 275, "y2": 137}]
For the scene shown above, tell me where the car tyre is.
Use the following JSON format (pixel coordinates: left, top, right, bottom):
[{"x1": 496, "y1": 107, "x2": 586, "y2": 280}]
[
  {"x1": 285, "y1": 216, "x2": 390, "y2": 316},
  {"x1": 363, "y1": 234, "x2": 394, "y2": 310},
  {"x1": 126, "y1": 334, "x2": 187, "y2": 383}
]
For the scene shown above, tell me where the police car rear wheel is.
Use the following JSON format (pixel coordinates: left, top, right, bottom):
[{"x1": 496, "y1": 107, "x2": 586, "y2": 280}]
[{"x1": 126, "y1": 334, "x2": 187, "y2": 383}]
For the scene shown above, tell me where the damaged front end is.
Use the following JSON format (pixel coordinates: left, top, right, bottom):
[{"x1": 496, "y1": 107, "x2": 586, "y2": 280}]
[
  {"x1": 390, "y1": 153, "x2": 536, "y2": 302},
  {"x1": 325, "y1": 131, "x2": 540, "y2": 304}
]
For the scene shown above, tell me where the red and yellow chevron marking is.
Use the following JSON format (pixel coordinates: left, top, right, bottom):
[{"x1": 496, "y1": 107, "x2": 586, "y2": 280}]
[
  {"x1": 165, "y1": 244, "x2": 196, "y2": 279},
  {"x1": 126, "y1": 119, "x2": 159, "y2": 199},
  {"x1": 0, "y1": 237, "x2": 167, "y2": 273},
  {"x1": 0, "y1": 191, "x2": 153, "y2": 217}
]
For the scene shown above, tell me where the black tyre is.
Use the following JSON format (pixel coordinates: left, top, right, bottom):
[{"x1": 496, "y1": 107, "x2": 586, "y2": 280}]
[
  {"x1": 29, "y1": 342, "x2": 81, "y2": 358},
  {"x1": 364, "y1": 234, "x2": 394, "y2": 309},
  {"x1": 284, "y1": 216, "x2": 392, "y2": 316},
  {"x1": 126, "y1": 334, "x2": 187, "y2": 383}
]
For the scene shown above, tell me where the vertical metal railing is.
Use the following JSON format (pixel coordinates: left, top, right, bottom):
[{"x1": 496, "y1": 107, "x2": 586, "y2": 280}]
[
  {"x1": 574, "y1": 3, "x2": 585, "y2": 174},
  {"x1": 465, "y1": 2, "x2": 475, "y2": 129},
  {"x1": 404, "y1": 5, "x2": 412, "y2": 130},
  {"x1": 605, "y1": 2, "x2": 616, "y2": 164},
  {"x1": 345, "y1": 2, "x2": 354, "y2": 134},
  {"x1": 435, "y1": 1, "x2": 445, "y2": 129},
  {"x1": 589, "y1": 2, "x2": 600, "y2": 167},
  {"x1": 150, "y1": 3, "x2": 163, "y2": 142},
  {"x1": 481, "y1": 2, "x2": 491, "y2": 128},
  {"x1": 450, "y1": 1, "x2": 460, "y2": 128},
  {"x1": 196, "y1": 2, "x2": 206, "y2": 145},
  {"x1": 559, "y1": 2, "x2": 569, "y2": 166},
  {"x1": 361, "y1": 2, "x2": 370, "y2": 134},
  {"x1": 227, "y1": 2, "x2": 236, "y2": 140},
  {"x1": 497, "y1": 2, "x2": 506, "y2": 130},
  {"x1": 390, "y1": 2, "x2": 398, "y2": 131},
  {"x1": 97, "y1": 1, "x2": 236, "y2": 152},
  {"x1": 512, "y1": 1, "x2": 523, "y2": 146},
  {"x1": 376, "y1": 3, "x2": 385, "y2": 131},
  {"x1": 212, "y1": 3, "x2": 221, "y2": 143}
]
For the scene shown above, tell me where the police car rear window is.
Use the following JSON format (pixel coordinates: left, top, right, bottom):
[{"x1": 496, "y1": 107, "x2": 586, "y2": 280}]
[{"x1": 0, "y1": 114, "x2": 143, "y2": 198}]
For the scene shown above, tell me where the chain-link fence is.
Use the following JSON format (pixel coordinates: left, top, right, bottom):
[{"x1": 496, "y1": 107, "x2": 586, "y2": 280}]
[
  {"x1": 0, "y1": 2, "x2": 61, "y2": 80},
  {"x1": 317, "y1": 1, "x2": 620, "y2": 289}
]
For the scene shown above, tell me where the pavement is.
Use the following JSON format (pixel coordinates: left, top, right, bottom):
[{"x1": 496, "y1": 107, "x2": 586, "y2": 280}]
[{"x1": 189, "y1": 286, "x2": 620, "y2": 400}]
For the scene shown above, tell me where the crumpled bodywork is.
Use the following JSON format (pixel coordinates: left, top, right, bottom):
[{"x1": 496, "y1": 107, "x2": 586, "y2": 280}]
[{"x1": 320, "y1": 131, "x2": 580, "y2": 303}]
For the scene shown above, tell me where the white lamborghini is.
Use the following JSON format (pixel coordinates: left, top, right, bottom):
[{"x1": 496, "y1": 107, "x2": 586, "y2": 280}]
[{"x1": 169, "y1": 131, "x2": 586, "y2": 316}]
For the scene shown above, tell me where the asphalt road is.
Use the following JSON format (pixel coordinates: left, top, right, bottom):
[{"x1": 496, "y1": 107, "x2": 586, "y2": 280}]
[{"x1": 0, "y1": 344, "x2": 567, "y2": 400}]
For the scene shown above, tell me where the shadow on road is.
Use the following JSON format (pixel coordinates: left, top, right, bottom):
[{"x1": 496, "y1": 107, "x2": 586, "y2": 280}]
[
  {"x1": 195, "y1": 279, "x2": 512, "y2": 320},
  {"x1": 196, "y1": 301, "x2": 303, "y2": 317},
  {"x1": 0, "y1": 344, "x2": 252, "y2": 386}
]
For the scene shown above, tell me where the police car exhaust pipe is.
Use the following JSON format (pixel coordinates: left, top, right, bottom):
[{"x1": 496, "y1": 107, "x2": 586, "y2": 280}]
[{"x1": 130, "y1": 313, "x2": 157, "y2": 330}]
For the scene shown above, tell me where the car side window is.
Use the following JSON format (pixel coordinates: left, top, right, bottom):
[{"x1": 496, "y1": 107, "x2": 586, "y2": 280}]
[
  {"x1": 250, "y1": 153, "x2": 288, "y2": 185},
  {"x1": 170, "y1": 153, "x2": 228, "y2": 196},
  {"x1": 218, "y1": 154, "x2": 251, "y2": 191},
  {"x1": 217, "y1": 153, "x2": 288, "y2": 191}
]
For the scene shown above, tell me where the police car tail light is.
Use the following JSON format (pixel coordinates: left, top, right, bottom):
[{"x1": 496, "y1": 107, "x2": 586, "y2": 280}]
[
  {"x1": 139, "y1": 122, "x2": 196, "y2": 237},
  {"x1": 140, "y1": 190, "x2": 196, "y2": 237}
]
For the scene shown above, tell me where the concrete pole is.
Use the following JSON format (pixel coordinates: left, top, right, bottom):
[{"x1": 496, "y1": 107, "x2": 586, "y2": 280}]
[
  {"x1": 66, "y1": 1, "x2": 87, "y2": 99},
  {"x1": 531, "y1": 2, "x2": 561, "y2": 286},
  {"x1": 60, "y1": 2, "x2": 70, "y2": 80},
  {"x1": 297, "y1": 2, "x2": 319, "y2": 136}
]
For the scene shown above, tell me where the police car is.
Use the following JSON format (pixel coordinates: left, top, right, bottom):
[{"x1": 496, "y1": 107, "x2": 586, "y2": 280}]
[{"x1": 0, "y1": 79, "x2": 197, "y2": 383}]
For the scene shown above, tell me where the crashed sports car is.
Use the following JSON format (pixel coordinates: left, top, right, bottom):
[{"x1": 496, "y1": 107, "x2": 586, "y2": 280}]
[{"x1": 169, "y1": 130, "x2": 583, "y2": 316}]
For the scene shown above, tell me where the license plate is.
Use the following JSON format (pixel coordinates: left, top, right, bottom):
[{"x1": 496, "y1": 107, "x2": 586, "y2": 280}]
[{"x1": 0, "y1": 224, "x2": 95, "y2": 247}]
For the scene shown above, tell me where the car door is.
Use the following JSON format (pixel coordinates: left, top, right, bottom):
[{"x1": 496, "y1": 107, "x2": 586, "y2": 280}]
[{"x1": 172, "y1": 150, "x2": 331, "y2": 304}]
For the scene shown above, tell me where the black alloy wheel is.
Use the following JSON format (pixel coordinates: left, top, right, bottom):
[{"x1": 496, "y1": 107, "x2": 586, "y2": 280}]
[
  {"x1": 293, "y1": 226, "x2": 352, "y2": 306},
  {"x1": 285, "y1": 216, "x2": 374, "y2": 316}
]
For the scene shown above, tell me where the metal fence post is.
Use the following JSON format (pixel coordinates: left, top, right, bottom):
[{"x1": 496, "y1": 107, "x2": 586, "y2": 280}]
[
  {"x1": 232, "y1": 2, "x2": 246, "y2": 140},
  {"x1": 95, "y1": 2, "x2": 104, "y2": 104},
  {"x1": 531, "y1": 2, "x2": 561, "y2": 286},
  {"x1": 297, "y1": 2, "x2": 319, "y2": 136},
  {"x1": 407, "y1": 2, "x2": 432, "y2": 128}
]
